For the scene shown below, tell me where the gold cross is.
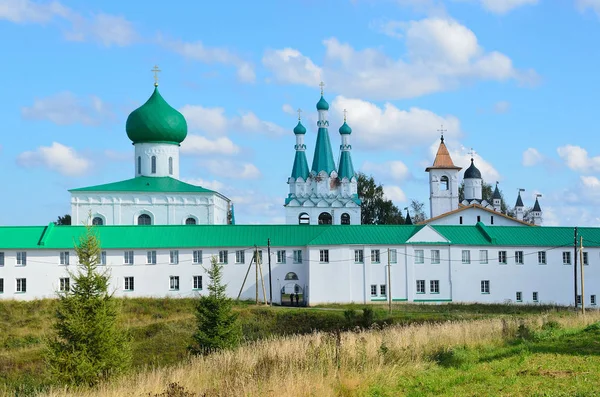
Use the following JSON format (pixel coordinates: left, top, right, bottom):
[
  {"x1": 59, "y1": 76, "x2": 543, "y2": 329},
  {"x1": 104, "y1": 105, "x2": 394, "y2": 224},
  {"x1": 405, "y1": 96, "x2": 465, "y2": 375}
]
[
  {"x1": 343, "y1": 108, "x2": 348, "y2": 122},
  {"x1": 297, "y1": 108, "x2": 302, "y2": 121},
  {"x1": 437, "y1": 124, "x2": 447, "y2": 142},
  {"x1": 151, "y1": 65, "x2": 161, "y2": 87},
  {"x1": 319, "y1": 81, "x2": 325, "y2": 96}
]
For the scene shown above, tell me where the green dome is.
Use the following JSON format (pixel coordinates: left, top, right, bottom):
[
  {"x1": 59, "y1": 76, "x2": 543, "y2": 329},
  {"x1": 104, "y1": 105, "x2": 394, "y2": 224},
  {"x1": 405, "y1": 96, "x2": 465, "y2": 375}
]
[
  {"x1": 316, "y1": 95, "x2": 329, "y2": 111},
  {"x1": 339, "y1": 121, "x2": 352, "y2": 135},
  {"x1": 293, "y1": 120, "x2": 307, "y2": 135},
  {"x1": 126, "y1": 86, "x2": 187, "y2": 145}
]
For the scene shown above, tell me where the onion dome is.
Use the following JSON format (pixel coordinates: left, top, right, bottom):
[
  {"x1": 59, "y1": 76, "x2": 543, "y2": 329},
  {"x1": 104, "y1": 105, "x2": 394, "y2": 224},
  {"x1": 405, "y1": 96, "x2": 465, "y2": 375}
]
[
  {"x1": 126, "y1": 86, "x2": 187, "y2": 145},
  {"x1": 339, "y1": 121, "x2": 352, "y2": 135},
  {"x1": 464, "y1": 159, "x2": 481, "y2": 179},
  {"x1": 316, "y1": 96, "x2": 329, "y2": 111},
  {"x1": 293, "y1": 120, "x2": 306, "y2": 135}
]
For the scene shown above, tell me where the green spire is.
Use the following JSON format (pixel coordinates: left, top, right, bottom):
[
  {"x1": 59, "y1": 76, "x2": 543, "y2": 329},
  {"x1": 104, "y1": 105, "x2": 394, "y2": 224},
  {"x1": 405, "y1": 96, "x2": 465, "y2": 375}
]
[
  {"x1": 291, "y1": 151, "x2": 310, "y2": 180},
  {"x1": 337, "y1": 151, "x2": 355, "y2": 180},
  {"x1": 311, "y1": 128, "x2": 336, "y2": 174}
]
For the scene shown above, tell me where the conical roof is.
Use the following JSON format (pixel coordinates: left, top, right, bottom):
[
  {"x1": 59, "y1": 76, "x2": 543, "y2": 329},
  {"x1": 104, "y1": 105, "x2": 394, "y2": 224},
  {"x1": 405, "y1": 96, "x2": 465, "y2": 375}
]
[
  {"x1": 405, "y1": 210, "x2": 413, "y2": 225},
  {"x1": 126, "y1": 86, "x2": 187, "y2": 145},
  {"x1": 515, "y1": 192, "x2": 524, "y2": 207},
  {"x1": 425, "y1": 138, "x2": 462, "y2": 171},
  {"x1": 533, "y1": 197, "x2": 542, "y2": 212},
  {"x1": 464, "y1": 159, "x2": 481, "y2": 179},
  {"x1": 492, "y1": 184, "x2": 502, "y2": 200}
]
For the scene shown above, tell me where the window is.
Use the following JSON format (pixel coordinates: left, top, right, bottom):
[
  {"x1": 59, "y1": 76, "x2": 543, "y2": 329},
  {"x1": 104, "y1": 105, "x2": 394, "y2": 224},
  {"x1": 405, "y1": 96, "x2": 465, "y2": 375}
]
[
  {"x1": 319, "y1": 249, "x2": 329, "y2": 263},
  {"x1": 583, "y1": 252, "x2": 589, "y2": 266},
  {"x1": 440, "y1": 175, "x2": 449, "y2": 190},
  {"x1": 124, "y1": 277, "x2": 134, "y2": 291},
  {"x1": 415, "y1": 250, "x2": 424, "y2": 264},
  {"x1": 185, "y1": 217, "x2": 197, "y2": 225},
  {"x1": 17, "y1": 252, "x2": 27, "y2": 266},
  {"x1": 151, "y1": 156, "x2": 156, "y2": 174},
  {"x1": 430, "y1": 280, "x2": 440, "y2": 294},
  {"x1": 477, "y1": 215, "x2": 481, "y2": 223},
  {"x1": 431, "y1": 250, "x2": 440, "y2": 264},
  {"x1": 293, "y1": 250, "x2": 302, "y2": 264},
  {"x1": 380, "y1": 284, "x2": 387, "y2": 296},
  {"x1": 299, "y1": 213, "x2": 310, "y2": 225},
  {"x1": 138, "y1": 214, "x2": 151, "y2": 225},
  {"x1": 577, "y1": 295, "x2": 582, "y2": 305},
  {"x1": 389, "y1": 249, "x2": 397, "y2": 264},
  {"x1": 170, "y1": 250, "x2": 179, "y2": 264},
  {"x1": 370, "y1": 285, "x2": 377, "y2": 296},
  {"x1": 147, "y1": 251, "x2": 157, "y2": 265},
  {"x1": 168, "y1": 157, "x2": 173, "y2": 175},
  {"x1": 498, "y1": 251, "x2": 507, "y2": 264},
  {"x1": 101, "y1": 251, "x2": 107, "y2": 265},
  {"x1": 533, "y1": 292, "x2": 539, "y2": 302},
  {"x1": 193, "y1": 250, "x2": 203, "y2": 264},
  {"x1": 538, "y1": 251, "x2": 546, "y2": 265},
  {"x1": 515, "y1": 251, "x2": 524, "y2": 265},
  {"x1": 284, "y1": 272, "x2": 298, "y2": 280},
  {"x1": 481, "y1": 280, "x2": 490, "y2": 294},
  {"x1": 219, "y1": 250, "x2": 228, "y2": 264},
  {"x1": 516, "y1": 291, "x2": 522, "y2": 302},
  {"x1": 459, "y1": 216, "x2": 463, "y2": 225},
  {"x1": 0, "y1": 252, "x2": 3, "y2": 266},
  {"x1": 354, "y1": 249, "x2": 364, "y2": 263},
  {"x1": 562, "y1": 252, "x2": 571, "y2": 265},
  {"x1": 235, "y1": 250, "x2": 245, "y2": 264},
  {"x1": 491, "y1": 215, "x2": 494, "y2": 225},
  {"x1": 416, "y1": 280, "x2": 425, "y2": 294},
  {"x1": 371, "y1": 249, "x2": 380, "y2": 263},
  {"x1": 341, "y1": 213, "x2": 350, "y2": 225},
  {"x1": 277, "y1": 250, "x2": 286, "y2": 264},
  {"x1": 137, "y1": 156, "x2": 141, "y2": 175},
  {"x1": 60, "y1": 251, "x2": 69, "y2": 265},
  {"x1": 59, "y1": 277, "x2": 70, "y2": 292},
  {"x1": 462, "y1": 250, "x2": 471, "y2": 264},
  {"x1": 16, "y1": 278, "x2": 26, "y2": 293},
  {"x1": 169, "y1": 276, "x2": 180, "y2": 291},
  {"x1": 479, "y1": 250, "x2": 488, "y2": 264},
  {"x1": 0, "y1": 278, "x2": 3, "y2": 293},
  {"x1": 592, "y1": 295, "x2": 597, "y2": 306},
  {"x1": 92, "y1": 217, "x2": 104, "y2": 226},
  {"x1": 124, "y1": 251, "x2": 134, "y2": 265},
  {"x1": 193, "y1": 276, "x2": 202, "y2": 290},
  {"x1": 318, "y1": 212, "x2": 332, "y2": 225}
]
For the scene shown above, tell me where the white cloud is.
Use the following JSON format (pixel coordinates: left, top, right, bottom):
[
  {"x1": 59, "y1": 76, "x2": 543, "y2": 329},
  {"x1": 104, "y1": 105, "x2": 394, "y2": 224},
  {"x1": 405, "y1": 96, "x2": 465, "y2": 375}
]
[
  {"x1": 332, "y1": 96, "x2": 461, "y2": 150},
  {"x1": 161, "y1": 37, "x2": 255, "y2": 83},
  {"x1": 493, "y1": 100, "x2": 511, "y2": 114},
  {"x1": 21, "y1": 92, "x2": 114, "y2": 126},
  {"x1": 383, "y1": 185, "x2": 408, "y2": 203},
  {"x1": 282, "y1": 104, "x2": 296, "y2": 116},
  {"x1": 104, "y1": 150, "x2": 130, "y2": 162},
  {"x1": 181, "y1": 135, "x2": 240, "y2": 156},
  {"x1": 182, "y1": 178, "x2": 225, "y2": 192},
  {"x1": 557, "y1": 145, "x2": 600, "y2": 173},
  {"x1": 17, "y1": 142, "x2": 91, "y2": 176},
  {"x1": 232, "y1": 112, "x2": 286, "y2": 136},
  {"x1": 464, "y1": 0, "x2": 539, "y2": 14},
  {"x1": 0, "y1": 0, "x2": 69, "y2": 23},
  {"x1": 201, "y1": 159, "x2": 261, "y2": 180},
  {"x1": 522, "y1": 148, "x2": 543, "y2": 167},
  {"x1": 362, "y1": 160, "x2": 411, "y2": 181},
  {"x1": 263, "y1": 18, "x2": 536, "y2": 100},
  {"x1": 577, "y1": 0, "x2": 600, "y2": 16}
]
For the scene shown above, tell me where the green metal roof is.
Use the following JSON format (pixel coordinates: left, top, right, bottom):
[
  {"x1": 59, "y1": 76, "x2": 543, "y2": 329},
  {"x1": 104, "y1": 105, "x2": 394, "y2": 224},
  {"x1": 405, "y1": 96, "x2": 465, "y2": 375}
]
[
  {"x1": 293, "y1": 120, "x2": 306, "y2": 135},
  {"x1": 69, "y1": 176, "x2": 215, "y2": 194},
  {"x1": 316, "y1": 95, "x2": 329, "y2": 111},
  {"x1": 311, "y1": 127, "x2": 336, "y2": 175},
  {"x1": 337, "y1": 151, "x2": 355, "y2": 180},
  {"x1": 291, "y1": 151, "x2": 310, "y2": 180}
]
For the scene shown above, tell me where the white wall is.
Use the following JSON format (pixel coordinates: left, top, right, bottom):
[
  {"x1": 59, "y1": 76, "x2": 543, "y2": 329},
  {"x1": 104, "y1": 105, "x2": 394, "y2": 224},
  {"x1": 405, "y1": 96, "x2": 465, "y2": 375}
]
[
  {"x1": 427, "y1": 207, "x2": 527, "y2": 226},
  {"x1": 134, "y1": 143, "x2": 180, "y2": 178},
  {"x1": 284, "y1": 205, "x2": 360, "y2": 225}
]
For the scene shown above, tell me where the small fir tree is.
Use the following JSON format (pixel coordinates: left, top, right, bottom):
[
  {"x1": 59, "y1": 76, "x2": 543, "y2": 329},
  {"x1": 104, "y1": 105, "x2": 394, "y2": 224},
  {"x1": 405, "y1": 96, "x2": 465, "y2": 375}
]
[
  {"x1": 190, "y1": 256, "x2": 241, "y2": 355},
  {"x1": 46, "y1": 224, "x2": 131, "y2": 386}
]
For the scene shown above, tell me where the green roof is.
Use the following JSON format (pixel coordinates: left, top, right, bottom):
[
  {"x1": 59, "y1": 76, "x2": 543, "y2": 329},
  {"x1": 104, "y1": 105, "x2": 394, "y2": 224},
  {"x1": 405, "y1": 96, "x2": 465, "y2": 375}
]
[
  {"x1": 0, "y1": 223, "x2": 599, "y2": 250},
  {"x1": 291, "y1": 151, "x2": 310, "y2": 180},
  {"x1": 311, "y1": 127, "x2": 336, "y2": 175},
  {"x1": 316, "y1": 95, "x2": 329, "y2": 111},
  {"x1": 337, "y1": 151, "x2": 355, "y2": 180},
  {"x1": 69, "y1": 176, "x2": 215, "y2": 194}
]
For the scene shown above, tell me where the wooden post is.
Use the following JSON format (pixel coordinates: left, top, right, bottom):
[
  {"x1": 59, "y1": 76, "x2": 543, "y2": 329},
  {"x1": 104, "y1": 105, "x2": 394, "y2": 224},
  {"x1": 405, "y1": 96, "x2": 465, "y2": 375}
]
[
  {"x1": 581, "y1": 236, "x2": 585, "y2": 315},
  {"x1": 257, "y1": 249, "x2": 268, "y2": 305},
  {"x1": 237, "y1": 255, "x2": 254, "y2": 300},
  {"x1": 387, "y1": 249, "x2": 392, "y2": 315},
  {"x1": 255, "y1": 246, "x2": 259, "y2": 305},
  {"x1": 268, "y1": 239, "x2": 273, "y2": 306}
]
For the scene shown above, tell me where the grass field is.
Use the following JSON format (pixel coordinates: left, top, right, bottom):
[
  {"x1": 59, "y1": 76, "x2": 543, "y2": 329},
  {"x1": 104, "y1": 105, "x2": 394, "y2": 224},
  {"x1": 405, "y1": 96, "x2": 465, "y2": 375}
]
[{"x1": 0, "y1": 298, "x2": 591, "y2": 396}]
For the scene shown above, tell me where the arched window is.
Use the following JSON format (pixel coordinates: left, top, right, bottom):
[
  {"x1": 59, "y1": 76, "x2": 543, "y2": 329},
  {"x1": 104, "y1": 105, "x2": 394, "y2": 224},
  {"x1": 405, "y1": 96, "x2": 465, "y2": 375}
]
[
  {"x1": 440, "y1": 176, "x2": 449, "y2": 191},
  {"x1": 185, "y1": 217, "x2": 197, "y2": 225},
  {"x1": 92, "y1": 217, "x2": 104, "y2": 226},
  {"x1": 138, "y1": 214, "x2": 152, "y2": 225},
  {"x1": 137, "y1": 156, "x2": 141, "y2": 175},
  {"x1": 151, "y1": 156, "x2": 157, "y2": 174},
  {"x1": 299, "y1": 213, "x2": 310, "y2": 225},
  {"x1": 168, "y1": 157, "x2": 173, "y2": 175},
  {"x1": 318, "y1": 212, "x2": 332, "y2": 225},
  {"x1": 341, "y1": 213, "x2": 350, "y2": 225},
  {"x1": 284, "y1": 272, "x2": 299, "y2": 281}
]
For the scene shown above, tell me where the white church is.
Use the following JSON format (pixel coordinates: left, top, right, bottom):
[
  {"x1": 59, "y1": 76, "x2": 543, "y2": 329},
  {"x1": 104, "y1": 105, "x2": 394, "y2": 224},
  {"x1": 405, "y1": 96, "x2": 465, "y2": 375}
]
[{"x1": 0, "y1": 76, "x2": 596, "y2": 309}]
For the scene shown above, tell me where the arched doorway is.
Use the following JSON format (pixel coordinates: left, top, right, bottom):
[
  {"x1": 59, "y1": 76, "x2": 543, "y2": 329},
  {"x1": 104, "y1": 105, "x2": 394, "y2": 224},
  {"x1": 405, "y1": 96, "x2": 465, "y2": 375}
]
[
  {"x1": 299, "y1": 213, "x2": 310, "y2": 225},
  {"x1": 92, "y1": 216, "x2": 104, "y2": 226},
  {"x1": 281, "y1": 281, "x2": 304, "y2": 307},
  {"x1": 341, "y1": 213, "x2": 350, "y2": 225},
  {"x1": 185, "y1": 217, "x2": 197, "y2": 225},
  {"x1": 318, "y1": 212, "x2": 332, "y2": 225},
  {"x1": 137, "y1": 214, "x2": 152, "y2": 225}
]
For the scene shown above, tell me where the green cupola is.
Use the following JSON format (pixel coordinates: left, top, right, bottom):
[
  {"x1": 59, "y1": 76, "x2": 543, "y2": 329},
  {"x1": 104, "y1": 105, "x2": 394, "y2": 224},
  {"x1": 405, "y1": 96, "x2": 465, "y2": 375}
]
[
  {"x1": 293, "y1": 120, "x2": 307, "y2": 135},
  {"x1": 339, "y1": 121, "x2": 352, "y2": 135},
  {"x1": 316, "y1": 96, "x2": 329, "y2": 111},
  {"x1": 126, "y1": 85, "x2": 188, "y2": 145}
]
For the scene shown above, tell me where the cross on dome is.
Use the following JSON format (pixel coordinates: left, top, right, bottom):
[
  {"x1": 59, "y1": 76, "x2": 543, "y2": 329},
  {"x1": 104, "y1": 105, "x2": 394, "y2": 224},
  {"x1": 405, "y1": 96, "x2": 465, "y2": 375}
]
[
  {"x1": 319, "y1": 81, "x2": 325, "y2": 95},
  {"x1": 343, "y1": 109, "x2": 347, "y2": 122},
  {"x1": 297, "y1": 108, "x2": 302, "y2": 120},
  {"x1": 437, "y1": 124, "x2": 447, "y2": 142},
  {"x1": 151, "y1": 65, "x2": 161, "y2": 87},
  {"x1": 469, "y1": 148, "x2": 476, "y2": 160}
]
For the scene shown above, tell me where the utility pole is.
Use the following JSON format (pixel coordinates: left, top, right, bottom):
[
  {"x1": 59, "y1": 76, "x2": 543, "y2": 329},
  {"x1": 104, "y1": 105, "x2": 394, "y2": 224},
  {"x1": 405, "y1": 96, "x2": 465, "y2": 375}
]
[
  {"x1": 255, "y1": 246, "x2": 259, "y2": 305},
  {"x1": 387, "y1": 249, "x2": 392, "y2": 315},
  {"x1": 581, "y1": 236, "x2": 585, "y2": 315},
  {"x1": 268, "y1": 239, "x2": 273, "y2": 306},
  {"x1": 574, "y1": 227, "x2": 578, "y2": 309}
]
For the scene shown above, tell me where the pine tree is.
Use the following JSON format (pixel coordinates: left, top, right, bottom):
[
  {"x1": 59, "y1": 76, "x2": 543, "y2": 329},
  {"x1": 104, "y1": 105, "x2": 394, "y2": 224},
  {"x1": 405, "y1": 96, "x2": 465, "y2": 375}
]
[
  {"x1": 46, "y1": 224, "x2": 131, "y2": 386},
  {"x1": 190, "y1": 256, "x2": 241, "y2": 355}
]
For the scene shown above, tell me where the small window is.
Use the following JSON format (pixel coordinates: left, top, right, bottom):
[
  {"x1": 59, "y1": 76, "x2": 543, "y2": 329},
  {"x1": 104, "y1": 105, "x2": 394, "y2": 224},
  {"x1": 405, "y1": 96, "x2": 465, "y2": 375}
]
[
  {"x1": 431, "y1": 250, "x2": 440, "y2": 264},
  {"x1": 354, "y1": 249, "x2": 364, "y2": 263},
  {"x1": 341, "y1": 213, "x2": 350, "y2": 225},
  {"x1": 416, "y1": 280, "x2": 425, "y2": 294},
  {"x1": 562, "y1": 252, "x2": 571, "y2": 265},
  {"x1": 498, "y1": 251, "x2": 507, "y2": 264},
  {"x1": 380, "y1": 284, "x2": 387, "y2": 296},
  {"x1": 440, "y1": 176, "x2": 449, "y2": 190},
  {"x1": 219, "y1": 250, "x2": 228, "y2": 264},
  {"x1": 318, "y1": 212, "x2": 332, "y2": 225},
  {"x1": 60, "y1": 251, "x2": 70, "y2": 265},
  {"x1": 481, "y1": 280, "x2": 490, "y2": 294},
  {"x1": 319, "y1": 249, "x2": 329, "y2": 263},
  {"x1": 490, "y1": 215, "x2": 494, "y2": 225},
  {"x1": 591, "y1": 295, "x2": 597, "y2": 306},
  {"x1": 17, "y1": 252, "x2": 27, "y2": 266},
  {"x1": 299, "y1": 213, "x2": 310, "y2": 225},
  {"x1": 479, "y1": 250, "x2": 488, "y2": 264},
  {"x1": 459, "y1": 216, "x2": 463, "y2": 225},
  {"x1": 138, "y1": 214, "x2": 152, "y2": 225},
  {"x1": 415, "y1": 250, "x2": 424, "y2": 264},
  {"x1": 124, "y1": 251, "x2": 134, "y2": 265},
  {"x1": 516, "y1": 291, "x2": 522, "y2": 302},
  {"x1": 577, "y1": 295, "x2": 582, "y2": 305},
  {"x1": 293, "y1": 250, "x2": 302, "y2": 264},
  {"x1": 124, "y1": 277, "x2": 134, "y2": 291},
  {"x1": 515, "y1": 251, "x2": 524, "y2": 265},
  {"x1": 370, "y1": 285, "x2": 377, "y2": 296},
  {"x1": 371, "y1": 249, "x2": 380, "y2": 263},
  {"x1": 0, "y1": 252, "x2": 4, "y2": 267},
  {"x1": 533, "y1": 291, "x2": 539, "y2": 302},
  {"x1": 477, "y1": 215, "x2": 481, "y2": 223},
  {"x1": 277, "y1": 250, "x2": 286, "y2": 264},
  {"x1": 284, "y1": 272, "x2": 299, "y2": 280},
  {"x1": 16, "y1": 278, "x2": 26, "y2": 293},
  {"x1": 0, "y1": 278, "x2": 3, "y2": 293},
  {"x1": 389, "y1": 249, "x2": 397, "y2": 264},
  {"x1": 193, "y1": 250, "x2": 203, "y2": 264},
  {"x1": 168, "y1": 157, "x2": 173, "y2": 175},
  {"x1": 236, "y1": 250, "x2": 245, "y2": 263},
  {"x1": 193, "y1": 276, "x2": 202, "y2": 290},
  {"x1": 101, "y1": 251, "x2": 107, "y2": 266},
  {"x1": 430, "y1": 280, "x2": 440, "y2": 294},
  {"x1": 137, "y1": 156, "x2": 141, "y2": 175},
  {"x1": 538, "y1": 251, "x2": 546, "y2": 265},
  {"x1": 59, "y1": 277, "x2": 70, "y2": 292},
  {"x1": 92, "y1": 217, "x2": 104, "y2": 226},
  {"x1": 169, "y1": 276, "x2": 180, "y2": 291},
  {"x1": 147, "y1": 251, "x2": 157, "y2": 265},
  {"x1": 583, "y1": 252, "x2": 589, "y2": 266},
  {"x1": 151, "y1": 156, "x2": 156, "y2": 174},
  {"x1": 462, "y1": 250, "x2": 470, "y2": 264},
  {"x1": 170, "y1": 250, "x2": 179, "y2": 264},
  {"x1": 185, "y1": 217, "x2": 197, "y2": 225}
]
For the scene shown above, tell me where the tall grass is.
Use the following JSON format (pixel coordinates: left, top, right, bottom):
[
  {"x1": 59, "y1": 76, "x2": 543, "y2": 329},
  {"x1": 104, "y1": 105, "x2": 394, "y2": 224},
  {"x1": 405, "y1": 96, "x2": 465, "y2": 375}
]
[{"x1": 42, "y1": 311, "x2": 600, "y2": 397}]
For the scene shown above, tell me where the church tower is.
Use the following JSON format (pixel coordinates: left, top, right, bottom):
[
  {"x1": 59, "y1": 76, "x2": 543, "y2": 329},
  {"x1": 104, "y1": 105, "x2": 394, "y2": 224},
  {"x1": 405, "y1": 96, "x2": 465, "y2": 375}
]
[
  {"x1": 463, "y1": 155, "x2": 482, "y2": 201},
  {"x1": 532, "y1": 195, "x2": 543, "y2": 226},
  {"x1": 492, "y1": 183, "x2": 502, "y2": 212},
  {"x1": 426, "y1": 132, "x2": 461, "y2": 218},
  {"x1": 515, "y1": 189, "x2": 525, "y2": 221}
]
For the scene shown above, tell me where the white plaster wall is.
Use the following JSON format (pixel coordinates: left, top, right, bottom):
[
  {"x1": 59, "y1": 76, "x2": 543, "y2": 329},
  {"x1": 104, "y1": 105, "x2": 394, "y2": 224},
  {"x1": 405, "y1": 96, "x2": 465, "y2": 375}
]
[
  {"x1": 463, "y1": 178, "x2": 482, "y2": 200},
  {"x1": 429, "y1": 170, "x2": 459, "y2": 218},
  {"x1": 285, "y1": 205, "x2": 361, "y2": 225},
  {"x1": 427, "y1": 207, "x2": 527, "y2": 226},
  {"x1": 134, "y1": 143, "x2": 180, "y2": 178}
]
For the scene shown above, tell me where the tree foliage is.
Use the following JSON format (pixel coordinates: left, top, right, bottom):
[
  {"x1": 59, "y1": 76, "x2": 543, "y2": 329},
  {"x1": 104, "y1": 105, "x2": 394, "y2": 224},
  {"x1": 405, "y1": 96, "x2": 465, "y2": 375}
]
[
  {"x1": 357, "y1": 173, "x2": 404, "y2": 225},
  {"x1": 46, "y1": 224, "x2": 131, "y2": 386},
  {"x1": 409, "y1": 199, "x2": 428, "y2": 223},
  {"x1": 190, "y1": 256, "x2": 241, "y2": 355},
  {"x1": 55, "y1": 214, "x2": 71, "y2": 225}
]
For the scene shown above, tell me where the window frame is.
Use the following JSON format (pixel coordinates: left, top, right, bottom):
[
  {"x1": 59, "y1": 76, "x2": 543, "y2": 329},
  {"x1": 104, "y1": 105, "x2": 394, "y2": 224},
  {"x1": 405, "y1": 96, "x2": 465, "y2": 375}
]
[
  {"x1": 479, "y1": 250, "x2": 488, "y2": 264},
  {"x1": 124, "y1": 250, "x2": 134, "y2": 265},
  {"x1": 168, "y1": 157, "x2": 173, "y2": 175},
  {"x1": 124, "y1": 276, "x2": 134, "y2": 291},
  {"x1": 498, "y1": 251, "x2": 507, "y2": 264},
  {"x1": 193, "y1": 250, "x2": 203, "y2": 264},
  {"x1": 60, "y1": 251, "x2": 70, "y2": 265},
  {"x1": 293, "y1": 250, "x2": 302, "y2": 264},
  {"x1": 59, "y1": 277, "x2": 70, "y2": 292},
  {"x1": 370, "y1": 284, "x2": 377, "y2": 297},
  {"x1": 193, "y1": 275, "x2": 203, "y2": 290},
  {"x1": 151, "y1": 155, "x2": 157, "y2": 174},
  {"x1": 16, "y1": 252, "x2": 27, "y2": 266},
  {"x1": 515, "y1": 251, "x2": 524, "y2": 265},
  {"x1": 591, "y1": 294, "x2": 597, "y2": 306},
  {"x1": 533, "y1": 291, "x2": 539, "y2": 302},
  {"x1": 354, "y1": 249, "x2": 364, "y2": 263},
  {"x1": 0, "y1": 278, "x2": 3, "y2": 293},
  {"x1": 219, "y1": 250, "x2": 228, "y2": 264},
  {"x1": 277, "y1": 250, "x2": 286, "y2": 264},
  {"x1": 431, "y1": 250, "x2": 440, "y2": 264},
  {"x1": 583, "y1": 251, "x2": 589, "y2": 266},
  {"x1": 147, "y1": 250, "x2": 157, "y2": 265},
  {"x1": 0, "y1": 252, "x2": 4, "y2": 267},
  {"x1": 169, "y1": 276, "x2": 180, "y2": 291},
  {"x1": 16, "y1": 278, "x2": 26, "y2": 293},
  {"x1": 371, "y1": 249, "x2": 380, "y2": 264},
  {"x1": 380, "y1": 284, "x2": 387, "y2": 297},
  {"x1": 319, "y1": 249, "x2": 329, "y2": 263},
  {"x1": 481, "y1": 280, "x2": 490, "y2": 294},
  {"x1": 169, "y1": 250, "x2": 179, "y2": 265},
  {"x1": 235, "y1": 250, "x2": 245, "y2": 264},
  {"x1": 516, "y1": 291, "x2": 522, "y2": 302},
  {"x1": 538, "y1": 251, "x2": 546, "y2": 265},
  {"x1": 389, "y1": 249, "x2": 397, "y2": 264},
  {"x1": 430, "y1": 280, "x2": 440, "y2": 294},
  {"x1": 461, "y1": 250, "x2": 471, "y2": 264},
  {"x1": 414, "y1": 250, "x2": 424, "y2": 264},
  {"x1": 416, "y1": 280, "x2": 425, "y2": 294},
  {"x1": 100, "y1": 251, "x2": 107, "y2": 266},
  {"x1": 562, "y1": 251, "x2": 571, "y2": 265}
]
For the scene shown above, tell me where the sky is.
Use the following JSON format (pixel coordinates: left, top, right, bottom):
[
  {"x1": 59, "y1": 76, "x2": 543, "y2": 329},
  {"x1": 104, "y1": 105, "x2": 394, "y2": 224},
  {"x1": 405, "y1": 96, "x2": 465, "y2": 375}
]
[{"x1": 2, "y1": 0, "x2": 600, "y2": 226}]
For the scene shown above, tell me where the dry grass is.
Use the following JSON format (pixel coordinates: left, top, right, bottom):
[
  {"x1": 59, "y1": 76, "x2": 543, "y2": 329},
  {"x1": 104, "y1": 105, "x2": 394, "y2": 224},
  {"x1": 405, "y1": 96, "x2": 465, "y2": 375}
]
[{"x1": 40, "y1": 311, "x2": 600, "y2": 397}]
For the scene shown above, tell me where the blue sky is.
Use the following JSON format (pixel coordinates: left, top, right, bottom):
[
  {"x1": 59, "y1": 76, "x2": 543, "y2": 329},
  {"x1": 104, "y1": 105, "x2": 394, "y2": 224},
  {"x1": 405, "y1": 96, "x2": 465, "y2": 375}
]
[{"x1": 2, "y1": 0, "x2": 600, "y2": 226}]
